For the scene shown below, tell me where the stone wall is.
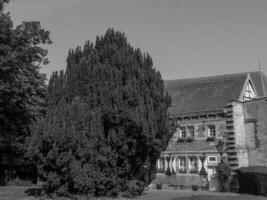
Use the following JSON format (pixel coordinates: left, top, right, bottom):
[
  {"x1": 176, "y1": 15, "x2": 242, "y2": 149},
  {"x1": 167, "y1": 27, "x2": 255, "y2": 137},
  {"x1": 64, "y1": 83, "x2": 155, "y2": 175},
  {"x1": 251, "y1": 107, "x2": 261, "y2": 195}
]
[
  {"x1": 244, "y1": 98, "x2": 267, "y2": 166},
  {"x1": 172, "y1": 118, "x2": 226, "y2": 140},
  {"x1": 232, "y1": 102, "x2": 249, "y2": 167}
]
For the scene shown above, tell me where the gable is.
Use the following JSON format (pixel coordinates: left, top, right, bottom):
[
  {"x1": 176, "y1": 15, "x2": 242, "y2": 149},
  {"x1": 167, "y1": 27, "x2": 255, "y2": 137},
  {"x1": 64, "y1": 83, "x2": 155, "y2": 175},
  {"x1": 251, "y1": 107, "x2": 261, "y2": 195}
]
[{"x1": 241, "y1": 79, "x2": 257, "y2": 102}]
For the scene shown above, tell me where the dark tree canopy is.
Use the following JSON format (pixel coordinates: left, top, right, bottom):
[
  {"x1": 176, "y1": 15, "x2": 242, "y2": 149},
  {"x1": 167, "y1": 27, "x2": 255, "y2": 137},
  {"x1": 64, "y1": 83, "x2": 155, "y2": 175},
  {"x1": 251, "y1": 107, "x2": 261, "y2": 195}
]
[
  {"x1": 0, "y1": 1, "x2": 51, "y2": 156},
  {"x1": 30, "y1": 29, "x2": 172, "y2": 197}
]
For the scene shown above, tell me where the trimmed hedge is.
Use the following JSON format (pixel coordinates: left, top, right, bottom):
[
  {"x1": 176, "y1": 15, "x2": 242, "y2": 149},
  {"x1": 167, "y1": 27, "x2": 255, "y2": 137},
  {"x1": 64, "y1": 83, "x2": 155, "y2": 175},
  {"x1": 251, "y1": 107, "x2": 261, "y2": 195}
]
[{"x1": 236, "y1": 166, "x2": 267, "y2": 196}]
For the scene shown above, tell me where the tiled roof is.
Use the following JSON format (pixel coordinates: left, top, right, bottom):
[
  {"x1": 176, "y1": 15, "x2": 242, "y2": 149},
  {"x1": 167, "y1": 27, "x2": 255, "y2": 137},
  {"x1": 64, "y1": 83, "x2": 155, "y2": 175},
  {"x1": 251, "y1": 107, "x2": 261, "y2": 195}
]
[
  {"x1": 164, "y1": 71, "x2": 267, "y2": 117},
  {"x1": 165, "y1": 140, "x2": 217, "y2": 153}
]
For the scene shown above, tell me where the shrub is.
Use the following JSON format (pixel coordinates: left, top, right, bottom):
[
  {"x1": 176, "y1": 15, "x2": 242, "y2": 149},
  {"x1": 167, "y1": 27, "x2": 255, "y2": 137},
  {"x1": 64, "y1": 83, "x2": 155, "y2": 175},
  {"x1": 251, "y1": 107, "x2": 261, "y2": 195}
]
[
  {"x1": 157, "y1": 168, "x2": 164, "y2": 173},
  {"x1": 206, "y1": 136, "x2": 215, "y2": 141},
  {"x1": 29, "y1": 29, "x2": 173, "y2": 197},
  {"x1": 165, "y1": 167, "x2": 172, "y2": 176},
  {"x1": 192, "y1": 185, "x2": 198, "y2": 191},
  {"x1": 156, "y1": 183, "x2": 162, "y2": 190},
  {"x1": 229, "y1": 173, "x2": 239, "y2": 193},
  {"x1": 123, "y1": 180, "x2": 144, "y2": 198},
  {"x1": 189, "y1": 169, "x2": 198, "y2": 174},
  {"x1": 216, "y1": 163, "x2": 231, "y2": 192},
  {"x1": 185, "y1": 137, "x2": 194, "y2": 142},
  {"x1": 7, "y1": 177, "x2": 34, "y2": 186},
  {"x1": 236, "y1": 166, "x2": 267, "y2": 196},
  {"x1": 177, "y1": 138, "x2": 186, "y2": 142},
  {"x1": 178, "y1": 169, "x2": 186, "y2": 174}
]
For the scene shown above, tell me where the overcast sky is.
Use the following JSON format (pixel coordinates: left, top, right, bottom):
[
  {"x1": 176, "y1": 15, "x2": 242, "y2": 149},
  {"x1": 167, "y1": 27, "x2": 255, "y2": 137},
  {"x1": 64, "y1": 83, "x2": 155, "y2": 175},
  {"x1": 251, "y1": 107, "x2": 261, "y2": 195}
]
[{"x1": 6, "y1": 0, "x2": 267, "y2": 80}]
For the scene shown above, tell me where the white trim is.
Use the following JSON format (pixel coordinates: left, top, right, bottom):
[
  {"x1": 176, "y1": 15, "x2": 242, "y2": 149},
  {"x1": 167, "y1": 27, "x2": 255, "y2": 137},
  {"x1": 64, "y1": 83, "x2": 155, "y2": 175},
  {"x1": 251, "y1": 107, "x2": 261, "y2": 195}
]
[
  {"x1": 239, "y1": 73, "x2": 258, "y2": 101},
  {"x1": 208, "y1": 156, "x2": 217, "y2": 163}
]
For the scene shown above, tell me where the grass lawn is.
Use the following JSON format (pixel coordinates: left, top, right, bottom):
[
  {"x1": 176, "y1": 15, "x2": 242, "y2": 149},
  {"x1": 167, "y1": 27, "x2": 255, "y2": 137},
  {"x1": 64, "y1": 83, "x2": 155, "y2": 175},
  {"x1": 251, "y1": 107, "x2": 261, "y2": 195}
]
[
  {"x1": 173, "y1": 195, "x2": 267, "y2": 200},
  {"x1": 0, "y1": 186, "x2": 35, "y2": 200},
  {"x1": 0, "y1": 187, "x2": 267, "y2": 200}
]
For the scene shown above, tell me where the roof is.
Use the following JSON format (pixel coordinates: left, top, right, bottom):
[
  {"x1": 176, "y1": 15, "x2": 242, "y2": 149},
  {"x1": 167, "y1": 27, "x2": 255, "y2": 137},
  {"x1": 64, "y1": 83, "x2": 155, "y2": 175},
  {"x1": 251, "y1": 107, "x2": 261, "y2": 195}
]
[{"x1": 165, "y1": 71, "x2": 267, "y2": 117}]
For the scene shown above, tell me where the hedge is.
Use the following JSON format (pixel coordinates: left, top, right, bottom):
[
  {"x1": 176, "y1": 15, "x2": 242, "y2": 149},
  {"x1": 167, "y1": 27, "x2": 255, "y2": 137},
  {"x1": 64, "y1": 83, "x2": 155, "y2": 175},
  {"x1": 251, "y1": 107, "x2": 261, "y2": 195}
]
[{"x1": 236, "y1": 166, "x2": 267, "y2": 196}]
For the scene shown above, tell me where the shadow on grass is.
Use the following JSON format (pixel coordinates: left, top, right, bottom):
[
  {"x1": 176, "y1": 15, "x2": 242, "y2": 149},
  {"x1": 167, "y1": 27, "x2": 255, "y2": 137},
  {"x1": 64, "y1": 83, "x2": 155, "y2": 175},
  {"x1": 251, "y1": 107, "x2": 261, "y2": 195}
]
[{"x1": 25, "y1": 187, "x2": 43, "y2": 197}]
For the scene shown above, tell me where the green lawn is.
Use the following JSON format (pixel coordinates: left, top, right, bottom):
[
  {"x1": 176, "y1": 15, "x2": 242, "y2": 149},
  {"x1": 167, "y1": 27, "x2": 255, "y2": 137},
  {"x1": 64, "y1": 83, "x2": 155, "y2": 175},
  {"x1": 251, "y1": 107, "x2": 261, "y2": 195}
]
[
  {"x1": 0, "y1": 186, "x2": 34, "y2": 200},
  {"x1": 173, "y1": 195, "x2": 267, "y2": 200},
  {"x1": 0, "y1": 187, "x2": 267, "y2": 200}
]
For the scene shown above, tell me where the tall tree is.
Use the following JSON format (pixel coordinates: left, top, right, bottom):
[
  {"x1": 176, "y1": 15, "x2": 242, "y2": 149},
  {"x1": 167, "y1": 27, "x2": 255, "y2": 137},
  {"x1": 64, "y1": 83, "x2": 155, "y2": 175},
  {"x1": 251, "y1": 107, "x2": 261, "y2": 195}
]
[
  {"x1": 31, "y1": 29, "x2": 172, "y2": 197},
  {"x1": 0, "y1": 0, "x2": 51, "y2": 164}
]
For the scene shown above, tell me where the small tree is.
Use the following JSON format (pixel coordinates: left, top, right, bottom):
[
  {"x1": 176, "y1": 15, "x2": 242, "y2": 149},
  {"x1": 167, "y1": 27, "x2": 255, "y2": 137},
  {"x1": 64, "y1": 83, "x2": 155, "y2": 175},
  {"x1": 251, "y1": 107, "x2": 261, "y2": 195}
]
[{"x1": 216, "y1": 162, "x2": 231, "y2": 192}]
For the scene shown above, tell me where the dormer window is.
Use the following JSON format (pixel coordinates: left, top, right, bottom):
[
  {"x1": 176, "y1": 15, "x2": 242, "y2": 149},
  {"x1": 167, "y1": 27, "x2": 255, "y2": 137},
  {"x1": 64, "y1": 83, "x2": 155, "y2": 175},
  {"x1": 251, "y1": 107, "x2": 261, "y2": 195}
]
[{"x1": 243, "y1": 81, "x2": 256, "y2": 102}]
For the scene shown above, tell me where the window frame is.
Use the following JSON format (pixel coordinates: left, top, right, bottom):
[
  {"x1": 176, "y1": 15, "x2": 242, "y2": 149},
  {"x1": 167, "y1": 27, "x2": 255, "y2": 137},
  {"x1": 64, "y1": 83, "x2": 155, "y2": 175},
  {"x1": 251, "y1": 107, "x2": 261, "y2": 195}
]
[
  {"x1": 208, "y1": 156, "x2": 217, "y2": 163},
  {"x1": 188, "y1": 126, "x2": 195, "y2": 137},
  {"x1": 180, "y1": 127, "x2": 186, "y2": 138},
  {"x1": 188, "y1": 157, "x2": 198, "y2": 172},
  {"x1": 178, "y1": 157, "x2": 186, "y2": 170},
  {"x1": 208, "y1": 125, "x2": 216, "y2": 137}
]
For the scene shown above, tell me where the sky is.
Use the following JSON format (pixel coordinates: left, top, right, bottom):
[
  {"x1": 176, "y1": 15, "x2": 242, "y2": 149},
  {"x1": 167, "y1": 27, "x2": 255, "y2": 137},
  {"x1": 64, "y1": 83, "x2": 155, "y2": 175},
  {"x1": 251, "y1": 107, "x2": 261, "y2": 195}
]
[{"x1": 6, "y1": 0, "x2": 267, "y2": 80}]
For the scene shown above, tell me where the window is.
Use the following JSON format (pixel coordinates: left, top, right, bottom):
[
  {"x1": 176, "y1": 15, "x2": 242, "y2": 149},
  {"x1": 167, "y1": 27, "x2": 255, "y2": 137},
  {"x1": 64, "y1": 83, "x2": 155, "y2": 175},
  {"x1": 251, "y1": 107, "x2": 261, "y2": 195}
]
[
  {"x1": 180, "y1": 127, "x2": 186, "y2": 138},
  {"x1": 178, "y1": 157, "x2": 186, "y2": 173},
  {"x1": 208, "y1": 125, "x2": 216, "y2": 137},
  {"x1": 189, "y1": 157, "x2": 198, "y2": 173},
  {"x1": 188, "y1": 126, "x2": 194, "y2": 137},
  {"x1": 208, "y1": 156, "x2": 217, "y2": 163},
  {"x1": 243, "y1": 81, "x2": 256, "y2": 102},
  {"x1": 157, "y1": 158, "x2": 165, "y2": 173}
]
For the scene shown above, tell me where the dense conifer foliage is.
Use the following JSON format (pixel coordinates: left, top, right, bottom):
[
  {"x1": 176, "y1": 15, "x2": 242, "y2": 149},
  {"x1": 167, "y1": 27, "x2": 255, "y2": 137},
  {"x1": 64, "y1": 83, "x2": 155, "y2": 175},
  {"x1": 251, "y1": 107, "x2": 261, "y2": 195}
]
[
  {"x1": 0, "y1": 0, "x2": 51, "y2": 164},
  {"x1": 30, "y1": 29, "x2": 173, "y2": 196}
]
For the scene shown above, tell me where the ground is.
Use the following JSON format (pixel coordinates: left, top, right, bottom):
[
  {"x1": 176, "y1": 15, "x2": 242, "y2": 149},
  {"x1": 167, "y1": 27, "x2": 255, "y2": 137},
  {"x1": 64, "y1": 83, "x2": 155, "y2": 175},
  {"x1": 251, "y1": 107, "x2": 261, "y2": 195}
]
[{"x1": 0, "y1": 187, "x2": 267, "y2": 200}]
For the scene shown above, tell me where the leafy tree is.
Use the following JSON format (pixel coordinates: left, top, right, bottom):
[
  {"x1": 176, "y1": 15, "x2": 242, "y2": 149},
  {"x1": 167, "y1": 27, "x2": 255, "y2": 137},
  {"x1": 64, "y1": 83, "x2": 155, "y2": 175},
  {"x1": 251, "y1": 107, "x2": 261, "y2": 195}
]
[
  {"x1": 31, "y1": 29, "x2": 172, "y2": 197},
  {"x1": 0, "y1": 0, "x2": 51, "y2": 170}
]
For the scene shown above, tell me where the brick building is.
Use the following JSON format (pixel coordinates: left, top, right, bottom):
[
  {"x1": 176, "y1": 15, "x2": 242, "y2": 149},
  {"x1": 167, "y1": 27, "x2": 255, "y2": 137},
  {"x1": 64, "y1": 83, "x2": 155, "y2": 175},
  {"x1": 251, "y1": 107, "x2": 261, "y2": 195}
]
[{"x1": 154, "y1": 71, "x2": 267, "y2": 188}]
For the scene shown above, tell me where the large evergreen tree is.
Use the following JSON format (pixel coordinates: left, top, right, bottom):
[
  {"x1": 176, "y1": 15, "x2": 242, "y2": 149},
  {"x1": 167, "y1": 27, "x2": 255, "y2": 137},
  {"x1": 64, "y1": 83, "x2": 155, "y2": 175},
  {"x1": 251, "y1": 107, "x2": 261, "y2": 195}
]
[
  {"x1": 0, "y1": 0, "x2": 51, "y2": 170},
  {"x1": 31, "y1": 29, "x2": 172, "y2": 197}
]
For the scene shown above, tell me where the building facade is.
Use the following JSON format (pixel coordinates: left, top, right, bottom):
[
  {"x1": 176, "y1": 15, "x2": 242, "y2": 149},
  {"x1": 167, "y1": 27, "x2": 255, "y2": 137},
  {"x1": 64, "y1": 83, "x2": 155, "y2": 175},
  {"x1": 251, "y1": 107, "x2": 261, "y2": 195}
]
[{"x1": 153, "y1": 71, "x2": 267, "y2": 188}]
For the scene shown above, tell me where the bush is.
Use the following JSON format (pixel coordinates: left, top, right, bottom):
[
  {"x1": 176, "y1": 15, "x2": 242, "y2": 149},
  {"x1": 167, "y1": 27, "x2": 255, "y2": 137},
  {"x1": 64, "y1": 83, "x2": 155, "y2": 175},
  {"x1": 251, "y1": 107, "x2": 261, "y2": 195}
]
[
  {"x1": 156, "y1": 183, "x2": 162, "y2": 190},
  {"x1": 236, "y1": 166, "x2": 267, "y2": 196},
  {"x1": 178, "y1": 169, "x2": 186, "y2": 174},
  {"x1": 165, "y1": 167, "x2": 172, "y2": 176},
  {"x1": 177, "y1": 138, "x2": 186, "y2": 142},
  {"x1": 7, "y1": 177, "x2": 34, "y2": 186},
  {"x1": 206, "y1": 136, "x2": 215, "y2": 141},
  {"x1": 192, "y1": 185, "x2": 198, "y2": 191},
  {"x1": 189, "y1": 169, "x2": 198, "y2": 174},
  {"x1": 29, "y1": 29, "x2": 173, "y2": 197},
  {"x1": 123, "y1": 180, "x2": 144, "y2": 198},
  {"x1": 216, "y1": 163, "x2": 231, "y2": 192},
  {"x1": 229, "y1": 173, "x2": 239, "y2": 193},
  {"x1": 185, "y1": 137, "x2": 194, "y2": 142}
]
